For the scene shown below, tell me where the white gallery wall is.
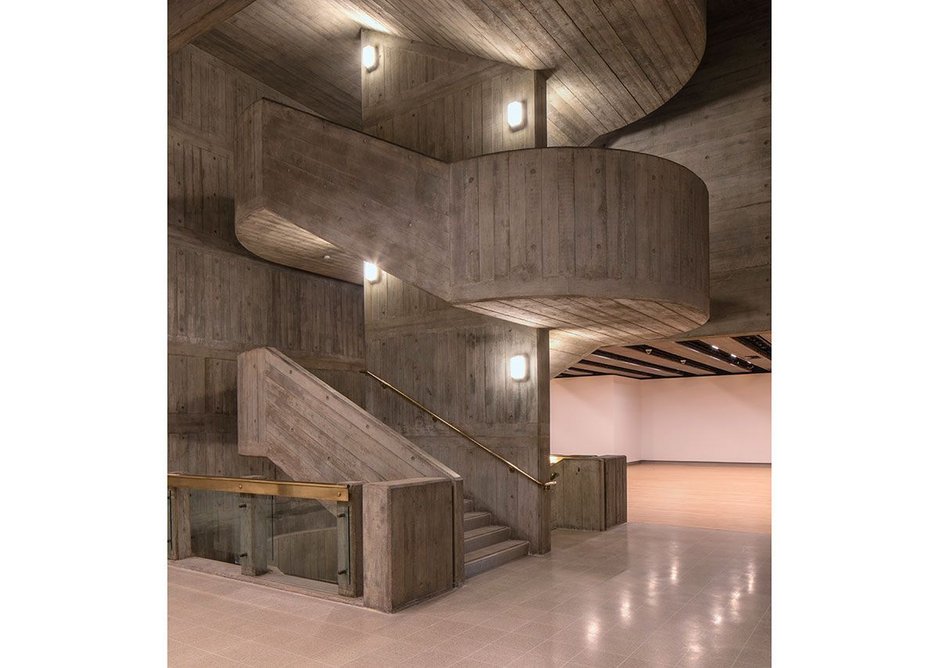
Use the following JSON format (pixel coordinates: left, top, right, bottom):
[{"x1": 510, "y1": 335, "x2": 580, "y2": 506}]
[
  {"x1": 550, "y1": 373, "x2": 771, "y2": 463},
  {"x1": 550, "y1": 375, "x2": 642, "y2": 461}
]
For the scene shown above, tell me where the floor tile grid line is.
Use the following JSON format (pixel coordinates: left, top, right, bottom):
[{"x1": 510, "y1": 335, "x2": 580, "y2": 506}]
[
  {"x1": 612, "y1": 541, "x2": 731, "y2": 666},
  {"x1": 170, "y1": 635, "x2": 312, "y2": 668},
  {"x1": 169, "y1": 580, "x2": 390, "y2": 666},
  {"x1": 170, "y1": 523, "x2": 770, "y2": 668},
  {"x1": 728, "y1": 602, "x2": 771, "y2": 668},
  {"x1": 169, "y1": 585, "x2": 399, "y2": 635},
  {"x1": 418, "y1": 580, "x2": 624, "y2": 665},
  {"x1": 665, "y1": 570, "x2": 769, "y2": 668},
  {"x1": 171, "y1": 594, "x2": 332, "y2": 630},
  {"x1": 615, "y1": 586, "x2": 708, "y2": 666},
  {"x1": 504, "y1": 582, "x2": 696, "y2": 668},
  {"x1": 169, "y1": 561, "x2": 368, "y2": 614}
]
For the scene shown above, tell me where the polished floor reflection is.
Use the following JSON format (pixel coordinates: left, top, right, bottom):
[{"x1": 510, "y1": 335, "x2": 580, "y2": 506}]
[{"x1": 169, "y1": 524, "x2": 770, "y2": 667}]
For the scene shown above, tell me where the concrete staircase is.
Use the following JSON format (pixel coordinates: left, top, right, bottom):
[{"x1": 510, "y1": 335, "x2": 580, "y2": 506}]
[{"x1": 462, "y1": 497, "x2": 528, "y2": 578}]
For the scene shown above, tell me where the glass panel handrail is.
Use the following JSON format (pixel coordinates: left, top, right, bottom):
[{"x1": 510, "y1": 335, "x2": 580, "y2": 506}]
[
  {"x1": 167, "y1": 473, "x2": 349, "y2": 502},
  {"x1": 270, "y1": 495, "x2": 340, "y2": 584},
  {"x1": 168, "y1": 475, "x2": 360, "y2": 595}
]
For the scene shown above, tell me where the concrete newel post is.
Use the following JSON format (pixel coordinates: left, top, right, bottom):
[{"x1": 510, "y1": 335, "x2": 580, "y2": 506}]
[{"x1": 363, "y1": 478, "x2": 455, "y2": 612}]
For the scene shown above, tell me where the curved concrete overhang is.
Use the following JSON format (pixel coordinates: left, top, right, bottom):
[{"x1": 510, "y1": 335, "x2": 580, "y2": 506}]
[
  {"x1": 187, "y1": 0, "x2": 707, "y2": 146},
  {"x1": 236, "y1": 100, "x2": 709, "y2": 375}
]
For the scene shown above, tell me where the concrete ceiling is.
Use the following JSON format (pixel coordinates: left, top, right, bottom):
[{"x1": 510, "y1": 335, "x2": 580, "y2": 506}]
[{"x1": 187, "y1": 0, "x2": 706, "y2": 144}]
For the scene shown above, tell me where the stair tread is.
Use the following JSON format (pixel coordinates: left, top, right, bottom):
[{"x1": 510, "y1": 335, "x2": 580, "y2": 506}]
[
  {"x1": 464, "y1": 524, "x2": 509, "y2": 538},
  {"x1": 463, "y1": 511, "x2": 490, "y2": 520},
  {"x1": 465, "y1": 539, "x2": 528, "y2": 563}
]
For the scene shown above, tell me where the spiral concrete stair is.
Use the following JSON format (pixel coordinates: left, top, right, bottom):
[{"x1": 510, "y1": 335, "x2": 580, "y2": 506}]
[{"x1": 234, "y1": 99, "x2": 711, "y2": 376}]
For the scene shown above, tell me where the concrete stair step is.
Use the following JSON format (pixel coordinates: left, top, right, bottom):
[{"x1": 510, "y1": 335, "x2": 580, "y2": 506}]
[
  {"x1": 463, "y1": 511, "x2": 491, "y2": 531},
  {"x1": 464, "y1": 524, "x2": 511, "y2": 553},
  {"x1": 463, "y1": 498, "x2": 474, "y2": 512},
  {"x1": 464, "y1": 539, "x2": 529, "y2": 578}
]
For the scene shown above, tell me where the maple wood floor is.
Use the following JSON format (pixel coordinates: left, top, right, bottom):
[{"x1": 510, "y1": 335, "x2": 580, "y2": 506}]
[{"x1": 627, "y1": 463, "x2": 771, "y2": 534}]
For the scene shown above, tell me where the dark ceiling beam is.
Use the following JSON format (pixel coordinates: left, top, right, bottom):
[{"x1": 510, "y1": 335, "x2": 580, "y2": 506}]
[
  {"x1": 169, "y1": 0, "x2": 257, "y2": 54},
  {"x1": 557, "y1": 368, "x2": 597, "y2": 378},
  {"x1": 625, "y1": 343, "x2": 729, "y2": 375},
  {"x1": 588, "y1": 349, "x2": 692, "y2": 377},
  {"x1": 653, "y1": 341, "x2": 745, "y2": 374},
  {"x1": 582, "y1": 354, "x2": 681, "y2": 378},
  {"x1": 600, "y1": 345, "x2": 714, "y2": 376},
  {"x1": 704, "y1": 335, "x2": 771, "y2": 371},
  {"x1": 571, "y1": 361, "x2": 655, "y2": 380},
  {"x1": 733, "y1": 334, "x2": 772, "y2": 361},
  {"x1": 677, "y1": 340, "x2": 764, "y2": 373}
]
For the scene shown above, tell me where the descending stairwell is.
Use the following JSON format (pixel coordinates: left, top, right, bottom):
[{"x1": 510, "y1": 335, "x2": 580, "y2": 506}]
[{"x1": 462, "y1": 497, "x2": 528, "y2": 578}]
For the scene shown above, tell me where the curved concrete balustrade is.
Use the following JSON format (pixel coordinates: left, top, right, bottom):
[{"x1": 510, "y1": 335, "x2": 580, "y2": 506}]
[
  {"x1": 236, "y1": 100, "x2": 709, "y2": 375},
  {"x1": 449, "y1": 148, "x2": 709, "y2": 343},
  {"x1": 236, "y1": 99, "x2": 452, "y2": 295}
]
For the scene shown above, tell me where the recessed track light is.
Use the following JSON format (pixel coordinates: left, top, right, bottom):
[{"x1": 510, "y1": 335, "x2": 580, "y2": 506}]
[
  {"x1": 677, "y1": 340, "x2": 769, "y2": 373},
  {"x1": 732, "y1": 334, "x2": 772, "y2": 361},
  {"x1": 625, "y1": 345, "x2": 728, "y2": 376}
]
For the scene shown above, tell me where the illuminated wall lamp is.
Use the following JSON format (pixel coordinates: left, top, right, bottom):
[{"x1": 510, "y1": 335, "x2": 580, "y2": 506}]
[
  {"x1": 509, "y1": 354, "x2": 529, "y2": 381},
  {"x1": 362, "y1": 44, "x2": 379, "y2": 72},
  {"x1": 363, "y1": 261, "x2": 381, "y2": 283},
  {"x1": 506, "y1": 100, "x2": 526, "y2": 131}
]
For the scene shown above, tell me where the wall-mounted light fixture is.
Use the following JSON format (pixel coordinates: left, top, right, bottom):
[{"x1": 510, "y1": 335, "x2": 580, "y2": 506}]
[
  {"x1": 506, "y1": 100, "x2": 526, "y2": 131},
  {"x1": 363, "y1": 261, "x2": 381, "y2": 283},
  {"x1": 362, "y1": 45, "x2": 379, "y2": 72},
  {"x1": 509, "y1": 354, "x2": 529, "y2": 381}
]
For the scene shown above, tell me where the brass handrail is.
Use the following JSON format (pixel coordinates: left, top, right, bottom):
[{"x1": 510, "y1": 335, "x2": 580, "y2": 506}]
[
  {"x1": 167, "y1": 473, "x2": 349, "y2": 501},
  {"x1": 361, "y1": 370, "x2": 555, "y2": 489}
]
